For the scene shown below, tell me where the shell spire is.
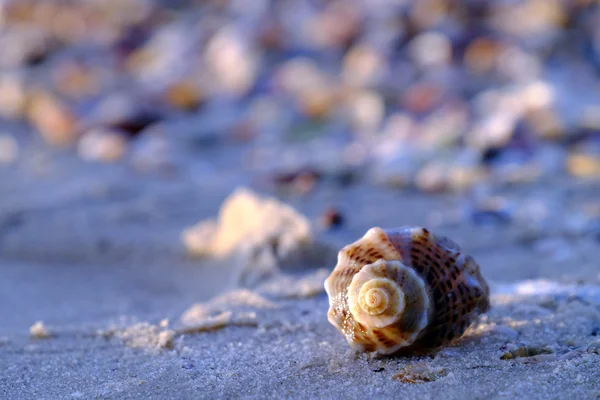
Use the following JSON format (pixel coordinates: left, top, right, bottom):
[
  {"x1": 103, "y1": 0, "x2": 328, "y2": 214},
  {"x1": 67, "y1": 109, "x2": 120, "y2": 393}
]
[{"x1": 324, "y1": 226, "x2": 490, "y2": 355}]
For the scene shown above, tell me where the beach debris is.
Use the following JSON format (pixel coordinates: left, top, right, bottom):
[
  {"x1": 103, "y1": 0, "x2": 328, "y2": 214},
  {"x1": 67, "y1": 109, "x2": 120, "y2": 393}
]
[
  {"x1": 325, "y1": 226, "x2": 489, "y2": 354},
  {"x1": 27, "y1": 91, "x2": 79, "y2": 146},
  {"x1": 182, "y1": 188, "x2": 335, "y2": 285},
  {"x1": 500, "y1": 346, "x2": 553, "y2": 360},
  {"x1": 77, "y1": 128, "x2": 128, "y2": 163},
  {"x1": 157, "y1": 330, "x2": 175, "y2": 349},
  {"x1": 108, "y1": 322, "x2": 176, "y2": 350},
  {"x1": 566, "y1": 151, "x2": 600, "y2": 179},
  {"x1": 178, "y1": 289, "x2": 276, "y2": 333},
  {"x1": 29, "y1": 321, "x2": 53, "y2": 339},
  {"x1": 320, "y1": 207, "x2": 345, "y2": 230},
  {"x1": 177, "y1": 311, "x2": 257, "y2": 334},
  {"x1": 392, "y1": 364, "x2": 448, "y2": 383}
]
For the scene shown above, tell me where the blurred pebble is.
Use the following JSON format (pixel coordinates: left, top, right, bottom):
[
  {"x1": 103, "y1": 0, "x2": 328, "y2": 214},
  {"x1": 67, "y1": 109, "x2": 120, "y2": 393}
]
[
  {"x1": 29, "y1": 321, "x2": 53, "y2": 339},
  {"x1": 205, "y1": 27, "x2": 258, "y2": 97},
  {"x1": 163, "y1": 80, "x2": 204, "y2": 112},
  {"x1": 27, "y1": 91, "x2": 79, "y2": 146},
  {"x1": 342, "y1": 44, "x2": 385, "y2": 88},
  {"x1": 408, "y1": 32, "x2": 452, "y2": 68},
  {"x1": 77, "y1": 129, "x2": 128, "y2": 163},
  {"x1": 566, "y1": 152, "x2": 600, "y2": 179},
  {"x1": 345, "y1": 90, "x2": 384, "y2": 134},
  {"x1": 320, "y1": 207, "x2": 345, "y2": 230},
  {"x1": 500, "y1": 346, "x2": 553, "y2": 360},
  {"x1": 0, "y1": 74, "x2": 27, "y2": 119}
]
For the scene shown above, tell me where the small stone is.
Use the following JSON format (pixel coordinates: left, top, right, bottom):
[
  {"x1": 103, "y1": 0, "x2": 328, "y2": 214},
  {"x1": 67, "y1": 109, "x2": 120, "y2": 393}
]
[
  {"x1": 0, "y1": 74, "x2": 27, "y2": 119},
  {"x1": 408, "y1": 32, "x2": 452, "y2": 68},
  {"x1": 320, "y1": 207, "x2": 344, "y2": 230},
  {"x1": 77, "y1": 128, "x2": 127, "y2": 163},
  {"x1": 163, "y1": 80, "x2": 203, "y2": 111},
  {"x1": 566, "y1": 152, "x2": 600, "y2": 179},
  {"x1": 205, "y1": 27, "x2": 258, "y2": 97},
  {"x1": 29, "y1": 321, "x2": 53, "y2": 339},
  {"x1": 500, "y1": 346, "x2": 553, "y2": 360},
  {"x1": 27, "y1": 92, "x2": 79, "y2": 146}
]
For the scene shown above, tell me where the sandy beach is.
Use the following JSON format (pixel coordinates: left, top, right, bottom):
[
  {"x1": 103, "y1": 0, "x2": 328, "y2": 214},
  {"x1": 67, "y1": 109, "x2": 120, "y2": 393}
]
[{"x1": 1, "y1": 142, "x2": 599, "y2": 399}]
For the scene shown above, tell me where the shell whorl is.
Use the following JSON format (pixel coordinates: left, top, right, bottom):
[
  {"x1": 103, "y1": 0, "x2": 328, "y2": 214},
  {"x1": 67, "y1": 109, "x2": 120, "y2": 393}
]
[
  {"x1": 347, "y1": 260, "x2": 430, "y2": 336},
  {"x1": 324, "y1": 226, "x2": 490, "y2": 355}
]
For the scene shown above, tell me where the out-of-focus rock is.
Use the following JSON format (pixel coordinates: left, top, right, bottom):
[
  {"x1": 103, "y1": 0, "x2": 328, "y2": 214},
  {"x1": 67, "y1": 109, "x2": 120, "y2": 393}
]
[
  {"x1": 77, "y1": 128, "x2": 127, "y2": 163},
  {"x1": 320, "y1": 207, "x2": 344, "y2": 230},
  {"x1": 344, "y1": 90, "x2": 384, "y2": 134},
  {"x1": 0, "y1": 73, "x2": 27, "y2": 120},
  {"x1": 342, "y1": 44, "x2": 385, "y2": 88},
  {"x1": 29, "y1": 321, "x2": 53, "y2": 339},
  {"x1": 27, "y1": 91, "x2": 79, "y2": 146},
  {"x1": 205, "y1": 27, "x2": 259, "y2": 97},
  {"x1": 566, "y1": 151, "x2": 600, "y2": 179},
  {"x1": 408, "y1": 31, "x2": 452, "y2": 69},
  {"x1": 464, "y1": 37, "x2": 505, "y2": 75},
  {"x1": 182, "y1": 188, "x2": 335, "y2": 285},
  {"x1": 163, "y1": 80, "x2": 204, "y2": 111}
]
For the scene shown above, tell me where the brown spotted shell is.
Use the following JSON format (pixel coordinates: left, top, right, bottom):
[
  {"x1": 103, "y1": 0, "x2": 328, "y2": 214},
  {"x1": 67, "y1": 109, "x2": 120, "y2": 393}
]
[{"x1": 324, "y1": 226, "x2": 490, "y2": 355}]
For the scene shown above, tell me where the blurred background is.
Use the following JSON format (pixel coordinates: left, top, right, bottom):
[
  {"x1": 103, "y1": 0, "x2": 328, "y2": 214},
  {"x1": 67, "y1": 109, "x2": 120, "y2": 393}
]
[{"x1": 1, "y1": 0, "x2": 600, "y2": 328}]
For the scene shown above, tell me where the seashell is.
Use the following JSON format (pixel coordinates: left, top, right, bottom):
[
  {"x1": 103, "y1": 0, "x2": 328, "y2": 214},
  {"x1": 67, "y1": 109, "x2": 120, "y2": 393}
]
[{"x1": 324, "y1": 227, "x2": 490, "y2": 355}]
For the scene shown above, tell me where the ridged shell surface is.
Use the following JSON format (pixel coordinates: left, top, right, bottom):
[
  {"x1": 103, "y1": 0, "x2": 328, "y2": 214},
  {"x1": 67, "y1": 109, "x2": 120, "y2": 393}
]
[{"x1": 324, "y1": 226, "x2": 490, "y2": 355}]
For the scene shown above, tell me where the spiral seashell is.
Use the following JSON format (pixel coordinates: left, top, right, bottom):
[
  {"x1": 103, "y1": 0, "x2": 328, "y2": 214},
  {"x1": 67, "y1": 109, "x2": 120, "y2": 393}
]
[{"x1": 324, "y1": 226, "x2": 490, "y2": 355}]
